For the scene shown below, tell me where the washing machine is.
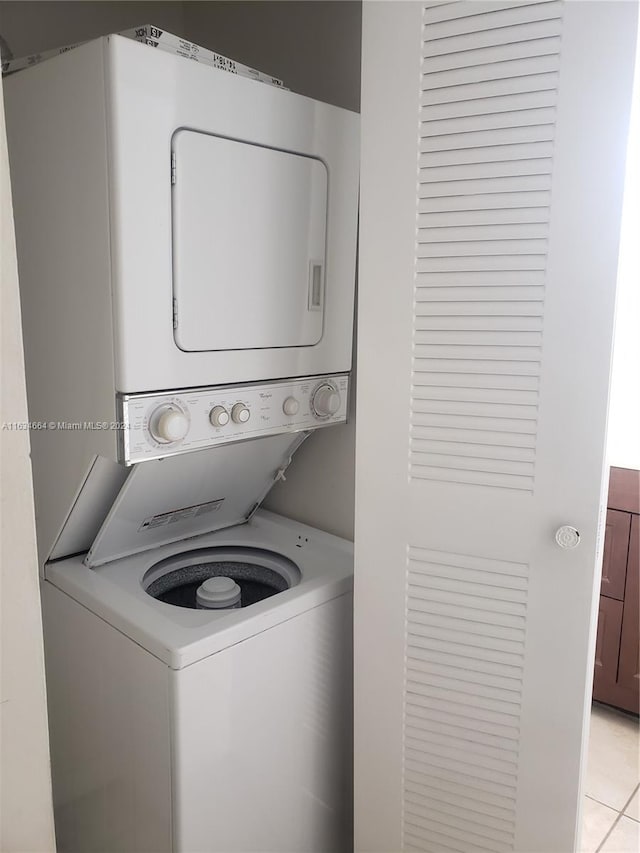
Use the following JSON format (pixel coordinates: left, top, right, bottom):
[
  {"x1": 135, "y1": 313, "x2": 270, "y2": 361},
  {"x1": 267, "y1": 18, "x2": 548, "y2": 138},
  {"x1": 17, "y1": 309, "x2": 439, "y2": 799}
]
[
  {"x1": 5, "y1": 31, "x2": 359, "y2": 853},
  {"x1": 42, "y1": 433, "x2": 353, "y2": 853}
]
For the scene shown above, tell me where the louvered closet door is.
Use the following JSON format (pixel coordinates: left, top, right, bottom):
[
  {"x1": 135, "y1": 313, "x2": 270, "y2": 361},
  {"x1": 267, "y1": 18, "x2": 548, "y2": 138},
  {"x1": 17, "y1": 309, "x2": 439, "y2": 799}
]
[{"x1": 355, "y1": 2, "x2": 637, "y2": 852}]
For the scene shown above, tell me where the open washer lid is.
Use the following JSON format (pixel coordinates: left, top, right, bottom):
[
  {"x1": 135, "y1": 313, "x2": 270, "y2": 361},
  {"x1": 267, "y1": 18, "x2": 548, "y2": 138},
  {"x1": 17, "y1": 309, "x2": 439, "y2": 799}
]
[{"x1": 48, "y1": 432, "x2": 308, "y2": 568}]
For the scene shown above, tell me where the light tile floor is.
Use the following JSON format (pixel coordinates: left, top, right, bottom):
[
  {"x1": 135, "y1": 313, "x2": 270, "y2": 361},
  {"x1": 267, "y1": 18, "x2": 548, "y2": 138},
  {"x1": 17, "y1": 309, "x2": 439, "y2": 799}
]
[{"x1": 580, "y1": 703, "x2": 640, "y2": 852}]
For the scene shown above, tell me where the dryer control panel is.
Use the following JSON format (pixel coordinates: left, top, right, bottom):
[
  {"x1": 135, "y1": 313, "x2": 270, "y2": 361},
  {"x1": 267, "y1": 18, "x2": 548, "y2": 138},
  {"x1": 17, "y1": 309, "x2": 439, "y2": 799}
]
[{"x1": 118, "y1": 374, "x2": 349, "y2": 464}]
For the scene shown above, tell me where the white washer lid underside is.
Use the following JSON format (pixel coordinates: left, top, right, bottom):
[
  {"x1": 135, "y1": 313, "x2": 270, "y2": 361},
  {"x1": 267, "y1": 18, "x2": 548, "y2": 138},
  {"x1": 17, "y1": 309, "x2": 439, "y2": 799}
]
[{"x1": 63, "y1": 432, "x2": 307, "y2": 567}]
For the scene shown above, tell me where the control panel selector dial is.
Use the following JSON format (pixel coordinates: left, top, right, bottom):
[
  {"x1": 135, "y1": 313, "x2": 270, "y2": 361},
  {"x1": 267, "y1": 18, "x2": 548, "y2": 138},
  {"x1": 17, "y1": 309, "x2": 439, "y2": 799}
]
[
  {"x1": 148, "y1": 404, "x2": 189, "y2": 443},
  {"x1": 122, "y1": 375, "x2": 350, "y2": 463},
  {"x1": 283, "y1": 396, "x2": 299, "y2": 416},
  {"x1": 209, "y1": 406, "x2": 230, "y2": 427},
  {"x1": 311, "y1": 384, "x2": 341, "y2": 418},
  {"x1": 231, "y1": 403, "x2": 251, "y2": 424}
]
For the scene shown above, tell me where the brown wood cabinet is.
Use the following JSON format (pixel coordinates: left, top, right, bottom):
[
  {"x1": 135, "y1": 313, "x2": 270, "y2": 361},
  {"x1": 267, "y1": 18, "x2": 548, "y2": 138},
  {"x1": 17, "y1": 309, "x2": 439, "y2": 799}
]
[{"x1": 593, "y1": 468, "x2": 640, "y2": 714}]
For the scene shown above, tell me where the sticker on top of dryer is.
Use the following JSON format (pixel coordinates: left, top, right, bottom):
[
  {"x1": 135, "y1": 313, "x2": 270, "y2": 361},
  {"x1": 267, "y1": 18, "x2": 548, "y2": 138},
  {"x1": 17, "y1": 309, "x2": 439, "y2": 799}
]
[
  {"x1": 139, "y1": 499, "x2": 224, "y2": 531},
  {"x1": 2, "y1": 41, "x2": 85, "y2": 75}
]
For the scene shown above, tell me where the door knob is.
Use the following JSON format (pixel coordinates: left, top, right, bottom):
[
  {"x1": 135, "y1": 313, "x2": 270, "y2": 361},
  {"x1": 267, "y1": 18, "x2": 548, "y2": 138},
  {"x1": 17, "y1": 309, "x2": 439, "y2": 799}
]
[{"x1": 555, "y1": 526, "x2": 581, "y2": 549}]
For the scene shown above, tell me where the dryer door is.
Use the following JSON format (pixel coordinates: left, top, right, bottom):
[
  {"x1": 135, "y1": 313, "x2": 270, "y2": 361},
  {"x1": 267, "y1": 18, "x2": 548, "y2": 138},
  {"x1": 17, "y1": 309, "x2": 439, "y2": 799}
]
[{"x1": 172, "y1": 129, "x2": 327, "y2": 352}]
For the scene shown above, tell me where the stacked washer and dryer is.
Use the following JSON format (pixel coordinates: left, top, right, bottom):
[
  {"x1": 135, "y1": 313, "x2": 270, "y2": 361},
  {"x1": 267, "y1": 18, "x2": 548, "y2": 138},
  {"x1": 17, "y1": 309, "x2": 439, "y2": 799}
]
[{"x1": 5, "y1": 34, "x2": 359, "y2": 853}]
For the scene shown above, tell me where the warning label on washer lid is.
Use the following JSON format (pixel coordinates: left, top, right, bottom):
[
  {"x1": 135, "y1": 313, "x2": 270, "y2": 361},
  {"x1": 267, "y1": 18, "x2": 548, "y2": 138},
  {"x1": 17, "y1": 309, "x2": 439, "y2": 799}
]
[{"x1": 139, "y1": 498, "x2": 224, "y2": 531}]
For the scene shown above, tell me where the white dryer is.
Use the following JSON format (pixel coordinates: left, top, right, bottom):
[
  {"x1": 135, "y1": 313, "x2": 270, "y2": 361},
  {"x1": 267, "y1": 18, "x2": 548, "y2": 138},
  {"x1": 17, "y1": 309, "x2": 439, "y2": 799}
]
[
  {"x1": 42, "y1": 436, "x2": 353, "y2": 853},
  {"x1": 4, "y1": 36, "x2": 359, "y2": 563},
  {"x1": 5, "y1": 35, "x2": 359, "y2": 393}
]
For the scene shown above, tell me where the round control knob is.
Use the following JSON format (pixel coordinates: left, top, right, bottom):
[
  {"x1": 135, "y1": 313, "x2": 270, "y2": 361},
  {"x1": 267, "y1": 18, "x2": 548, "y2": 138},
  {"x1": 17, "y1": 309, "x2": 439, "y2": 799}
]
[
  {"x1": 311, "y1": 384, "x2": 341, "y2": 418},
  {"x1": 283, "y1": 396, "x2": 299, "y2": 417},
  {"x1": 209, "y1": 406, "x2": 230, "y2": 427},
  {"x1": 555, "y1": 525, "x2": 581, "y2": 549},
  {"x1": 231, "y1": 403, "x2": 251, "y2": 424},
  {"x1": 149, "y1": 405, "x2": 189, "y2": 443}
]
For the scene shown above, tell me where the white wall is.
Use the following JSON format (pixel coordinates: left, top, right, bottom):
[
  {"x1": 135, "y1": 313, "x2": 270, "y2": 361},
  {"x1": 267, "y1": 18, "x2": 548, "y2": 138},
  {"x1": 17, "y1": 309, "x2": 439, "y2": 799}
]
[
  {"x1": 607, "y1": 22, "x2": 640, "y2": 472},
  {"x1": 0, "y1": 75, "x2": 56, "y2": 853},
  {"x1": 182, "y1": 1, "x2": 362, "y2": 540}
]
